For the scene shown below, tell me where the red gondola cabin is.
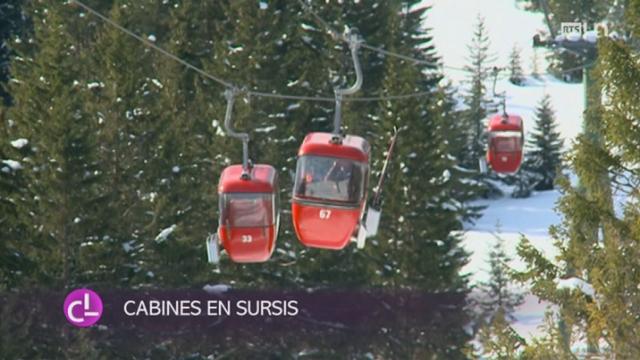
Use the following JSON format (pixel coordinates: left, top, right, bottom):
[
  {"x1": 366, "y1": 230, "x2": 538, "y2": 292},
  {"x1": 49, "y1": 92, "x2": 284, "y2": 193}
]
[
  {"x1": 486, "y1": 114, "x2": 524, "y2": 174},
  {"x1": 292, "y1": 133, "x2": 370, "y2": 249},
  {"x1": 217, "y1": 164, "x2": 279, "y2": 263}
]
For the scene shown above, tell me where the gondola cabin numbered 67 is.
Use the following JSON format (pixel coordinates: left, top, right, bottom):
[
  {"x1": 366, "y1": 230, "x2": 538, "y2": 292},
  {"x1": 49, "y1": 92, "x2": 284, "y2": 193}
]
[
  {"x1": 216, "y1": 164, "x2": 279, "y2": 263},
  {"x1": 486, "y1": 114, "x2": 524, "y2": 174},
  {"x1": 292, "y1": 132, "x2": 370, "y2": 250}
]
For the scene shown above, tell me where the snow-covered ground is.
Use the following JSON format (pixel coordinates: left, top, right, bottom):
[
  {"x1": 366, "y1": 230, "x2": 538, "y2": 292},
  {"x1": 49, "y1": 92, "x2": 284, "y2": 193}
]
[
  {"x1": 425, "y1": 0, "x2": 585, "y2": 144},
  {"x1": 462, "y1": 188, "x2": 564, "y2": 339},
  {"x1": 425, "y1": 0, "x2": 547, "y2": 78},
  {"x1": 423, "y1": 0, "x2": 586, "y2": 340}
]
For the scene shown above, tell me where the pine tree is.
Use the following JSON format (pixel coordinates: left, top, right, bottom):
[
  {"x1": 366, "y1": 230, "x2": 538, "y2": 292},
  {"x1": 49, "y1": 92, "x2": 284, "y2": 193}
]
[
  {"x1": 462, "y1": 15, "x2": 493, "y2": 171},
  {"x1": 478, "y1": 307, "x2": 527, "y2": 360},
  {"x1": 518, "y1": 309, "x2": 575, "y2": 360},
  {"x1": 479, "y1": 230, "x2": 524, "y2": 322},
  {"x1": 6, "y1": 2, "x2": 108, "y2": 288},
  {"x1": 510, "y1": 170, "x2": 533, "y2": 198},
  {"x1": 515, "y1": 4, "x2": 640, "y2": 355},
  {"x1": 462, "y1": 15, "x2": 503, "y2": 199},
  {"x1": 0, "y1": 106, "x2": 34, "y2": 289},
  {"x1": 508, "y1": 44, "x2": 525, "y2": 85},
  {"x1": 526, "y1": 94, "x2": 564, "y2": 191},
  {"x1": 205, "y1": 0, "x2": 477, "y2": 357},
  {"x1": 72, "y1": 0, "x2": 169, "y2": 287},
  {"x1": 432, "y1": 81, "x2": 486, "y2": 223},
  {"x1": 1, "y1": 0, "x2": 484, "y2": 357},
  {"x1": 531, "y1": 49, "x2": 541, "y2": 79},
  {"x1": 0, "y1": 0, "x2": 26, "y2": 105},
  {"x1": 1, "y1": 3, "x2": 113, "y2": 358},
  {"x1": 365, "y1": 3, "x2": 473, "y2": 357},
  {"x1": 475, "y1": 230, "x2": 527, "y2": 359},
  {"x1": 604, "y1": 0, "x2": 629, "y2": 34}
]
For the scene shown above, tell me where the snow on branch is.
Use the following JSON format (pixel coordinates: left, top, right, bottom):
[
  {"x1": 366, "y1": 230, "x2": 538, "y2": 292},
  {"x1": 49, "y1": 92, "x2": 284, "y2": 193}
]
[
  {"x1": 555, "y1": 277, "x2": 595, "y2": 297},
  {"x1": 155, "y1": 224, "x2": 177, "y2": 243},
  {"x1": 10, "y1": 138, "x2": 28, "y2": 149}
]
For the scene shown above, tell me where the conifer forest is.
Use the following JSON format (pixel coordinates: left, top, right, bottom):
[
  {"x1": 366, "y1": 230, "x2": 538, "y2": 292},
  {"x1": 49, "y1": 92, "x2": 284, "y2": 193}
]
[{"x1": 1, "y1": 0, "x2": 639, "y2": 358}]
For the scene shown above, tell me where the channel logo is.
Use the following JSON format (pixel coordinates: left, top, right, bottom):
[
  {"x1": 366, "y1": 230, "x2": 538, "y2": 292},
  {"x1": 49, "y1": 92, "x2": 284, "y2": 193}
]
[{"x1": 63, "y1": 288, "x2": 103, "y2": 327}]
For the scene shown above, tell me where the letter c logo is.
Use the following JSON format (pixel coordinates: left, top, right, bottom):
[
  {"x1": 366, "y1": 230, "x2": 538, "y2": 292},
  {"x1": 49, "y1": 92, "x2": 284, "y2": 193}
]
[{"x1": 63, "y1": 289, "x2": 103, "y2": 327}]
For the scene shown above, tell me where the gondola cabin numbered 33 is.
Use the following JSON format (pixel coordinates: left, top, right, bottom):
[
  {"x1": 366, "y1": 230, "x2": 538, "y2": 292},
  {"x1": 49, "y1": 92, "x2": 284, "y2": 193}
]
[
  {"x1": 486, "y1": 114, "x2": 524, "y2": 174},
  {"x1": 292, "y1": 132, "x2": 370, "y2": 250},
  {"x1": 217, "y1": 164, "x2": 279, "y2": 263}
]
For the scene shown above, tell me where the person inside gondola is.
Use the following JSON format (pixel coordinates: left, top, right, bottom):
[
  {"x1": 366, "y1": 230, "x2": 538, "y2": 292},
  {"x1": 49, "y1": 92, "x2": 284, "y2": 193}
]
[{"x1": 296, "y1": 156, "x2": 364, "y2": 204}]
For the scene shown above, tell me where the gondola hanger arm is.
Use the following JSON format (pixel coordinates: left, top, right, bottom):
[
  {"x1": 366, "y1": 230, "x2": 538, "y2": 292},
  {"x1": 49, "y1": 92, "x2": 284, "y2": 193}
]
[
  {"x1": 491, "y1": 66, "x2": 508, "y2": 118},
  {"x1": 335, "y1": 29, "x2": 363, "y2": 97},
  {"x1": 222, "y1": 88, "x2": 251, "y2": 179},
  {"x1": 332, "y1": 29, "x2": 363, "y2": 139}
]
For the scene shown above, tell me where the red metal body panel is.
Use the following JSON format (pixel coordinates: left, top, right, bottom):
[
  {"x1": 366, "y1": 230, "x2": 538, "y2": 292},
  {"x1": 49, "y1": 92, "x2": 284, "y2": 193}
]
[
  {"x1": 217, "y1": 163, "x2": 278, "y2": 263},
  {"x1": 488, "y1": 114, "x2": 523, "y2": 132},
  {"x1": 487, "y1": 138, "x2": 523, "y2": 173},
  {"x1": 218, "y1": 164, "x2": 276, "y2": 193},
  {"x1": 218, "y1": 224, "x2": 276, "y2": 263},
  {"x1": 291, "y1": 202, "x2": 361, "y2": 249},
  {"x1": 297, "y1": 132, "x2": 370, "y2": 162},
  {"x1": 291, "y1": 132, "x2": 370, "y2": 249},
  {"x1": 486, "y1": 114, "x2": 524, "y2": 174}
]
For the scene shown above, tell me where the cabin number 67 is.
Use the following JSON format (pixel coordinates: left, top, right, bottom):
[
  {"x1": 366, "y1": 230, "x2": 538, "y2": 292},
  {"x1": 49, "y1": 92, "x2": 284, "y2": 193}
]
[{"x1": 319, "y1": 209, "x2": 331, "y2": 220}]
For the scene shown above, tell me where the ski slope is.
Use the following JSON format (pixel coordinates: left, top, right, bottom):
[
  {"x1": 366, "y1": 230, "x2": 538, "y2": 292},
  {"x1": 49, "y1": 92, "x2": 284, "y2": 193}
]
[{"x1": 423, "y1": 0, "x2": 586, "y2": 339}]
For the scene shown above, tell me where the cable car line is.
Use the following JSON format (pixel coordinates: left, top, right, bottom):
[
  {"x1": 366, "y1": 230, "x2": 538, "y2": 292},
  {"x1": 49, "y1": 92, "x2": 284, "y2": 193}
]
[
  {"x1": 70, "y1": 0, "x2": 591, "y2": 264},
  {"x1": 298, "y1": 0, "x2": 600, "y2": 79},
  {"x1": 71, "y1": 0, "x2": 434, "y2": 103},
  {"x1": 297, "y1": 0, "x2": 466, "y2": 72},
  {"x1": 71, "y1": 0, "x2": 234, "y2": 89},
  {"x1": 72, "y1": 0, "x2": 595, "y2": 106},
  {"x1": 69, "y1": 0, "x2": 424, "y2": 260},
  {"x1": 297, "y1": 0, "x2": 435, "y2": 66},
  {"x1": 244, "y1": 89, "x2": 433, "y2": 103}
]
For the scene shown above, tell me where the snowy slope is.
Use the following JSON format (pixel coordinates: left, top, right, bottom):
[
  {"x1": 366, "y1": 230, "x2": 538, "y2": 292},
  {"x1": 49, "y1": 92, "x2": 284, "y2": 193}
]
[
  {"x1": 425, "y1": 0, "x2": 585, "y2": 146},
  {"x1": 424, "y1": 0, "x2": 548, "y2": 82},
  {"x1": 500, "y1": 75, "x2": 584, "y2": 147},
  {"x1": 423, "y1": 0, "x2": 586, "y2": 340}
]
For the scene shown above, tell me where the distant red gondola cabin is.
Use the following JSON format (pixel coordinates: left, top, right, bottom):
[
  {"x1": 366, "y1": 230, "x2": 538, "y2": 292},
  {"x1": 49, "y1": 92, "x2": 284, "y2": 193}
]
[
  {"x1": 217, "y1": 164, "x2": 279, "y2": 263},
  {"x1": 486, "y1": 114, "x2": 524, "y2": 174},
  {"x1": 292, "y1": 132, "x2": 370, "y2": 250}
]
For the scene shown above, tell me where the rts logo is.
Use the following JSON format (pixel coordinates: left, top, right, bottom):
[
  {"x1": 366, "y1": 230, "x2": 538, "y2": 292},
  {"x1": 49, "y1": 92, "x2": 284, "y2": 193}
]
[{"x1": 63, "y1": 289, "x2": 103, "y2": 327}]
